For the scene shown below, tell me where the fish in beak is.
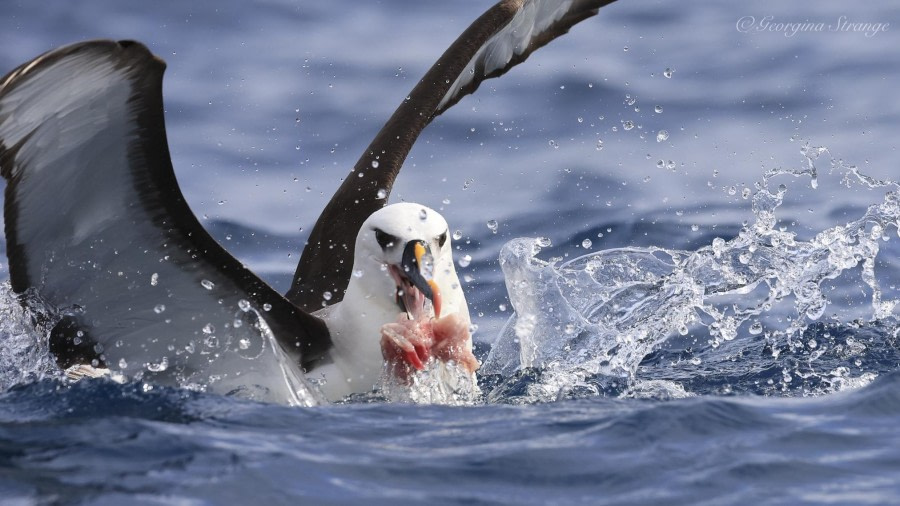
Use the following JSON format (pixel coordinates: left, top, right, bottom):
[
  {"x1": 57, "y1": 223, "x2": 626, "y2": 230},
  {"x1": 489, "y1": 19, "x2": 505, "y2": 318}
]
[{"x1": 388, "y1": 240, "x2": 442, "y2": 320}]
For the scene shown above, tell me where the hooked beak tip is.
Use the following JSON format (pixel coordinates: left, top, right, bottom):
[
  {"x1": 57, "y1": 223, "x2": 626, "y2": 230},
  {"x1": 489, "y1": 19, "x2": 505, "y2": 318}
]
[{"x1": 428, "y1": 279, "x2": 442, "y2": 318}]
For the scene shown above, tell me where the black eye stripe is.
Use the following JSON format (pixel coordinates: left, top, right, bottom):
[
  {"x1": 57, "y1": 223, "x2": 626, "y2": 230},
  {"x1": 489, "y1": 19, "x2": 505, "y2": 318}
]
[{"x1": 374, "y1": 228, "x2": 397, "y2": 249}]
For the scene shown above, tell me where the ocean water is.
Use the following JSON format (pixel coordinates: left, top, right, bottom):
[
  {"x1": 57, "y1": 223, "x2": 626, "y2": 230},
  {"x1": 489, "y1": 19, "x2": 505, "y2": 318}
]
[{"x1": 2, "y1": 0, "x2": 900, "y2": 504}]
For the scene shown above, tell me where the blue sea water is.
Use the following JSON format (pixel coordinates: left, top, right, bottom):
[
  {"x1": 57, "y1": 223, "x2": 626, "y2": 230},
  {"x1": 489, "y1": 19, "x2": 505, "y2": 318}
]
[{"x1": 2, "y1": 0, "x2": 900, "y2": 504}]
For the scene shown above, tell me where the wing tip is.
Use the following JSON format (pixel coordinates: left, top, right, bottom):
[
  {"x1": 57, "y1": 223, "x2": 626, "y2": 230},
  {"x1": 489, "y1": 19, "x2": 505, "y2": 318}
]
[
  {"x1": 1, "y1": 39, "x2": 165, "y2": 97},
  {"x1": 1, "y1": 39, "x2": 166, "y2": 294}
]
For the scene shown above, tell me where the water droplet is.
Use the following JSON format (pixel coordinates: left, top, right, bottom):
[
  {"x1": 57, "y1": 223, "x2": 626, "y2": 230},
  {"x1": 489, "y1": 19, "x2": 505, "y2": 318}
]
[
  {"x1": 499, "y1": 304, "x2": 507, "y2": 312},
  {"x1": 536, "y1": 237, "x2": 552, "y2": 248},
  {"x1": 371, "y1": 160, "x2": 379, "y2": 169},
  {"x1": 577, "y1": 116, "x2": 583, "y2": 123},
  {"x1": 376, "y1": 188, "x2": 387, "y2": 199},
  {"x1": 623, "y1": 121, "x2": 635, "y2": 131},
  {"x1": 654, "y1": 105, "x2": 663, "y2": 113},
  {"x1": 202, "y1": 323, "x2": 215, "y2": 335},
  {"x1": 238, "y1": 299, "x2": 251, "y2": 312},
  {"x1": 656, "y1": 130, "x2": 669, "y2": 142},
  {"x1": 690, "y1": 357, "x2": 701, "y2": 365},
  {"x1": 595, "y1": 139, "x2": 604, "y2": 151},
  {"x1": 323, "y1": 291, "x2": 332, "y2": 301},
  {"x1": 712, "y1": 237, "x2": 727, "y2": 256},
  {"x1": 239, "y1": 338, "x2": 251, "y2": 350},
  {"x1": 463, "y1": 274, "x2": 474, "y2": 283},
  {"x1": 749, "y1": 322, "x2": 763, "y2": 335},
  {"x1": 458, "y1": 254, "x2": 472, "y2": 268},
  {"x1": 564, "y1": 323, "x2": 576, "y2": 335},
  {"x1": 153, "y1": 304, "x2": 166, "y2": 314},
  {"x1": 548, "y1": 139, "x2": 559, "y2": 149},
  {"x1": 353, "y1": 269, "x2": 364, "y2": 278},
  {"x1": 118, "y1": 358, "x2": 128, "y2": 369},
  {"x1": 581, "y1": 238, "x2": 593, "y2": 249},
  {"x1": 691, "y1": 224, "x2": 700, "y2": 232},
  {"x1": 147, "y1": 356, "x2": 169, "y2": 372},
  {"x1": 452, "y1": 230, "x2": 463, "y2": 241},
  {"x1": 663, "y1": 67, "x2": 675, "y2": 78},
  {"x1": 263, "y1": 303, "x2": 272, "y2": 312},
  {"x1": 419, "y1": 209, "x2": 428, "y2": 221},
  {"x1": 486, "y1": 220, "x2": 498, "y2": 234},
  {"x1": 150, "y1": 273, "x2": 159, "y2": 286},
  {"x1": 201, "y1": 279, "x2": 215, "y2": 290}
]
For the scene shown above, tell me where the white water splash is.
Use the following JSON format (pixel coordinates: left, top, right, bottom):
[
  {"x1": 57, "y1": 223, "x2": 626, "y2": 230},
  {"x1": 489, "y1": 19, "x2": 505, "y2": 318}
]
[
  {"x1": 379, "y1": 360, "x2": 481, "y2": 406},
  {"x1": 485, "y1": 145, "x2": 900, "y2": 401},
  {"x1": 0, "y1": 284, "x2": 62, "y2": 392},
  {"x1": 0, "y1": 282, "x2": 321, "y2": 406}
]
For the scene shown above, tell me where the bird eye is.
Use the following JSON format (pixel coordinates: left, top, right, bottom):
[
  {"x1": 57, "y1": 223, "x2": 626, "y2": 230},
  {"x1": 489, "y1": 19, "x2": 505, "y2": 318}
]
[
  {"x1": 437, "y1": 230, "x2": 448, "y2": 248},
  {"x1": 374, "y1": 228, "x2": 397, "y2": 249}
]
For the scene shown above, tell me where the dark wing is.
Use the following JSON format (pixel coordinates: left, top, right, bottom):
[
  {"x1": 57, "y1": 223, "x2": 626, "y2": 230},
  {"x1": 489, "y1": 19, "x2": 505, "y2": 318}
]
[
  {"x1": 435, "y1": 0, "x2": 618, "y2": 115},
  {"x1": 287, "y1": 0, "x2": 617, "y2": 311},
  {"x1": 0, "y1": 41, "x2": 330, "y2": 401}
]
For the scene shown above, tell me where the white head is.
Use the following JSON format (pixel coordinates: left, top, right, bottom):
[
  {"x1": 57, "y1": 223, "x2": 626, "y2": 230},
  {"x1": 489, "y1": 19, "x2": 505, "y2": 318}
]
[{"x1": 343, "y1": 202, "x2": 467, "y2": 323}]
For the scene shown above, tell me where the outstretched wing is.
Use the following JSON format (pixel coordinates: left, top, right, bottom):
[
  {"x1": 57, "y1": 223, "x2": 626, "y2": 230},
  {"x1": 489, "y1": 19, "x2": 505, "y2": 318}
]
[
  {"x1": 436, "y1": 0, "x2": 617, "y2": 115},
  {"x1": 0, "y1": 41, "x2": 330, "y2": 402},
  {"x1": 288, "y1": 0, "x2": 617, "y2": 311}
]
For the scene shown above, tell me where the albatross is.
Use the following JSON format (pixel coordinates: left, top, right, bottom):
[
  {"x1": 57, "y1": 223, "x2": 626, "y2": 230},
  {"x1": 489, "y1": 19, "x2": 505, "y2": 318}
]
[{"x1": 0, "y1": 0, "x2": 617, "y2": 405}]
